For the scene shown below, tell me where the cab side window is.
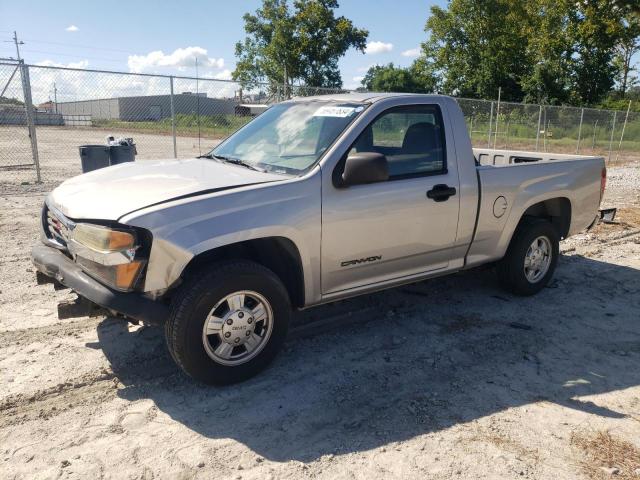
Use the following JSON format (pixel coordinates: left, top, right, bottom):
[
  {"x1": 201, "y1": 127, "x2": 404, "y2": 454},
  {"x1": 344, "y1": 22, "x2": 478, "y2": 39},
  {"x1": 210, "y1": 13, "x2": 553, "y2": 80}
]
[{"x1": 349, "y1": 104, "x2": 446, "y2": 179}]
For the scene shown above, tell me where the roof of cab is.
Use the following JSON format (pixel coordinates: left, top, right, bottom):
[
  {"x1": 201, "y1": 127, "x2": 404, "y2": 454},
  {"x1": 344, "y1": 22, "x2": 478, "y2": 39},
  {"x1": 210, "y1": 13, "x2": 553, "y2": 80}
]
[{"x1": 287, "y1": 92, "x2": 446, "y2": 104}]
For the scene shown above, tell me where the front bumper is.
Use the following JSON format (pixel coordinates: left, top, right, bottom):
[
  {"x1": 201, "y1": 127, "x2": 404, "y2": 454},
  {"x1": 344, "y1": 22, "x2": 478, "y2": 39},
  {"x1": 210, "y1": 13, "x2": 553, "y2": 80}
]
[{"x1": 32, "y1": 243, "x2": 168, "y2": 325}]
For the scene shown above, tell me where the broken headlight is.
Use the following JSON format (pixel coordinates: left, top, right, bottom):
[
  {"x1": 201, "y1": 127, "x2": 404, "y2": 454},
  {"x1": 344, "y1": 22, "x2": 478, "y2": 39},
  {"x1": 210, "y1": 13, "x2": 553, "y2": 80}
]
[{"x1": 69, "y1": 223, "x2": 148, "y2": 291}]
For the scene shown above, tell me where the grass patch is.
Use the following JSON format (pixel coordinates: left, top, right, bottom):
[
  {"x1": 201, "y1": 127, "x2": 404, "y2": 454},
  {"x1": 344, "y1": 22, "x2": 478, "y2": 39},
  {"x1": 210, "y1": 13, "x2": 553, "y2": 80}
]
[
  {"x1": 468, "y1": 118, "x2": 640, "y2": 155},
  {"x1": 89, "y1": 114, "x2": 640, "y2": 158},
  {"x1": 572, "y1": 430, "x2": 640, "y2": 479}
]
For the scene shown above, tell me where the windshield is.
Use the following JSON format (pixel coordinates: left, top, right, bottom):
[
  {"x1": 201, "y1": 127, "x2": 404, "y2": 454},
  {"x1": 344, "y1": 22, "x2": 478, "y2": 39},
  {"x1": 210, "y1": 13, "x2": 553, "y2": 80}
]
[{"x1": 209, "y1": 102, "x2": 365, "y2": 175}]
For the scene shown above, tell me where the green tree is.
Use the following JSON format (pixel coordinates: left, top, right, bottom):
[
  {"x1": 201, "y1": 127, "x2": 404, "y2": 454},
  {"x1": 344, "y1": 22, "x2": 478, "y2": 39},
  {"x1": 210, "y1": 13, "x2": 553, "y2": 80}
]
[
  {"x1": 0, "y1": 96, "x2": 24, "y2": 106},
  {"x1": 420, "y1": 0, "x2": 630, "y2": 106},
  {"x1": 421, "y1": 0, "x2": 531, "y2": 101},
  {"x1": 569, "y1": 0, "x2": 626, "y2": 105},
  {"x1": 520, "y1": 0, "x2": 574, "y2": 104},
  {"x1": 233, "y1": 0, "x2": 368, "y2": 90},
  {"x1": 613, "y1": 14, "x2": 640, "y2": 96},
  {"x1": 360, "y1": 62, "x2": 437, "y2": 93},
  {"x1": 615, "y1": 0, "x2": 640, "y2": 15}
]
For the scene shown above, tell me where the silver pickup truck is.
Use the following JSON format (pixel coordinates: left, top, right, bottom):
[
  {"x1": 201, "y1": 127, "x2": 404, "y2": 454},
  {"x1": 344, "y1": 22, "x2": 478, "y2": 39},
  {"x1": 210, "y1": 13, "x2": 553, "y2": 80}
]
[{"x1": 33, "y1": 93, "x2": 606, "y2": 384}]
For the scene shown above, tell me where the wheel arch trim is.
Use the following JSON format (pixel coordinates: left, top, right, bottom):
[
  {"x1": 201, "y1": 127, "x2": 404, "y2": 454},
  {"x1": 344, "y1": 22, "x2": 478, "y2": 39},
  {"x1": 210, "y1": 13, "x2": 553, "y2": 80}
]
[
  {"x1": 497, "y1": 195, "x2": 572, "y2": 260},
  {"x1": 169, "y1": 233, "x2": 308, "y2": 308}
]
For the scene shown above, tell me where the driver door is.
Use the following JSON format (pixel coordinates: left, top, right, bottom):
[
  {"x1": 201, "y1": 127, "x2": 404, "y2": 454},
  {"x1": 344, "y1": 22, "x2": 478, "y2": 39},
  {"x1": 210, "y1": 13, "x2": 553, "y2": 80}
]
[{"x1": 321, "y1": 103, "x2": 460, "y2": 294}]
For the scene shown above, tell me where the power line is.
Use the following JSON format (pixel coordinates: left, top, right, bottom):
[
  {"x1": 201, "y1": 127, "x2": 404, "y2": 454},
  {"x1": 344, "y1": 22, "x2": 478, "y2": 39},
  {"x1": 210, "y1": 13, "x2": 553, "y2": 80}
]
[
  {"x1": 13, "y1": 49, "x2": 124, "y2": 64},
  {"x1": 21, "y1": 38, "x2": 133, "y2": 54},
  {"x1": 1, "y1": 31, "x2": 24, "y2": 60},
  {"x1": 1, "y1": 33, "x2": 127, "y2": 64}
]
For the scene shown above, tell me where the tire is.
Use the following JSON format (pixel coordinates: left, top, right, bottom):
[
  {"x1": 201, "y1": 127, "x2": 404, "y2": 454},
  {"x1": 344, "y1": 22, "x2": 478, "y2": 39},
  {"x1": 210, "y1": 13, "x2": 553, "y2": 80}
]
[
  {"x1": 496, "y1": 218, "x2": 559, "y2": 296},
  {"x1": 165, "y1": 260, "x2": 291, "y2": 385}
]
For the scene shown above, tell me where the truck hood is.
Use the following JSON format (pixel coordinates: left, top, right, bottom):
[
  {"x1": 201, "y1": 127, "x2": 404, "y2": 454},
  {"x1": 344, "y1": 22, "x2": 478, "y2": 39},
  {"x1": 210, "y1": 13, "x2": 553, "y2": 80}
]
[{"x1": 48, "y1": 158, "x2": 285, "y2": 220}]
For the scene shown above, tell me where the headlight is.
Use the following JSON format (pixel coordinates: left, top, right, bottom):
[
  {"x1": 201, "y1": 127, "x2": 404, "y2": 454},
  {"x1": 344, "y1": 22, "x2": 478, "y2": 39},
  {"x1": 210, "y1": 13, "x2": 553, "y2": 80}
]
[
  {"x1": 69, "y1": 223, "x2": 147, "y2": 291},
  {"x1": 73, "y1": 223, "x2": 136, "y2": 252}
]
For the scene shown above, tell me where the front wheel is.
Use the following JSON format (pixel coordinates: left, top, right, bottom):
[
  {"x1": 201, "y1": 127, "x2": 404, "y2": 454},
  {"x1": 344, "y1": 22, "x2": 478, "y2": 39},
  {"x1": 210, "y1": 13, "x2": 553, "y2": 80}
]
[
  {"x1": 496, "y1": 218, "x2": 559, "y2": 296},
  {"x1": 165, "y1": 260, "x2": 291, "y2": 385}
]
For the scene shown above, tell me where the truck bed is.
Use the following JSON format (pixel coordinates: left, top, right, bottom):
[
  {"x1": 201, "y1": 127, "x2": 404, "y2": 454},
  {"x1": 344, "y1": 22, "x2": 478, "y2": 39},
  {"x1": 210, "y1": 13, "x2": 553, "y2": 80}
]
[
  {"x1": 473, "y1": 148, "x2": 604, "y2": 166},
  {"x1": 465, "y1": 148, "x2": 605, "y2": 269}
]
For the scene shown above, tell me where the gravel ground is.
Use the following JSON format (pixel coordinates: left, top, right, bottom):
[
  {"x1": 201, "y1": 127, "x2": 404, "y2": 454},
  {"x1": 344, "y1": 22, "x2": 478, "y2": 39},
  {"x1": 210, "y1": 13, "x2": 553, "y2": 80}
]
[
  {"x1": 1, "y1": 126, "x2": 222, "y2": 192},
  {"x1": 0, "y1": 161, "x2": 639, "y2": 479}
]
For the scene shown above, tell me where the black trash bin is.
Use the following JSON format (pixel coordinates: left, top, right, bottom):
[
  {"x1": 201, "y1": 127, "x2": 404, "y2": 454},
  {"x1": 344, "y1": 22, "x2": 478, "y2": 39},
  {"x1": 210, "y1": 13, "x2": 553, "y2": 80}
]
[
  {"x1": 79, "y1": 138, "x2": 137, "y2": 173},
  {"x1": 79, "y1": 145, "x2": 110, "y2": 173},
  {"x1": 109, "y1": 143, "x2": 137, "y2": 165}
]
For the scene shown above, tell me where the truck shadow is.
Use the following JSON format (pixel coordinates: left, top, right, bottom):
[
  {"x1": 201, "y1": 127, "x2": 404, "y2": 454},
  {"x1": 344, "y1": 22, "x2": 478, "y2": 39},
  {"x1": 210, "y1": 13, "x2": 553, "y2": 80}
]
[{"x1": 96, "y1": 253, "x2": 640, "y2": 462}]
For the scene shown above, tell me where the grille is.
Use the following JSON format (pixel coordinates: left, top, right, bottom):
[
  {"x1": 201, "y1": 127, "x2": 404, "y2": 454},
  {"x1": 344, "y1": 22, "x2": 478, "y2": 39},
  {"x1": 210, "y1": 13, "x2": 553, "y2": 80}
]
[{"x1": 44, "y1": 206, "x2": 71, "y2": 248}]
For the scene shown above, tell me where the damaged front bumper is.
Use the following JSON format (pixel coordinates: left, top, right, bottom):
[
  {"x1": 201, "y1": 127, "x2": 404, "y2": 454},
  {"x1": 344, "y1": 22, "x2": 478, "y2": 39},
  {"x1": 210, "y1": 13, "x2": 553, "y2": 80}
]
[{"x1": 31, "y1": 243, "x2": 168, "y2": 325}]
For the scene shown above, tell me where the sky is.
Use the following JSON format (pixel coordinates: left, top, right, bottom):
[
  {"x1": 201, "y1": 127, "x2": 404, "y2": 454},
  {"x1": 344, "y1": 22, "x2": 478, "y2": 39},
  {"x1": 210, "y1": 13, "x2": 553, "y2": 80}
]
[{"x1": 0, "y1": 0, "x2": 445, "y2": 93}]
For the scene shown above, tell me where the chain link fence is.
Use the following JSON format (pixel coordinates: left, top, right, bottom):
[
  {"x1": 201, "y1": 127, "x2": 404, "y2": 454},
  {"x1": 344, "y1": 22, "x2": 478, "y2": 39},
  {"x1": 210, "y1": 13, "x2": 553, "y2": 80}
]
[
  {"x1": 0, "y1": 62, "x2": 38, "y2": 176},
  {"x1": 0, "y1": 62, "x2": 347, "y2": 191},
  {"x1": 457, "y1": 98, "x2": 639, "y2": 163},
  {"x1": 1, "y1": 62, "x2": 638, "y2": 192}
]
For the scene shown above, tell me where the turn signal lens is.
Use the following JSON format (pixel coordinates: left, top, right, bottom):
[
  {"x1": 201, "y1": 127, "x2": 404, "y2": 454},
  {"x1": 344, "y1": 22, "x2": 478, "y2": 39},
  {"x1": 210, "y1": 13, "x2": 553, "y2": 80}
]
[
  {"x1": 76, "y1": 257, "x2": 144, "y2": 291},
  {"x1": 109, "y1": 231, "x2": 136, "y2": 250},
  {"x1": 115, "y1": 261, "x2": 143, "y2": 289}
]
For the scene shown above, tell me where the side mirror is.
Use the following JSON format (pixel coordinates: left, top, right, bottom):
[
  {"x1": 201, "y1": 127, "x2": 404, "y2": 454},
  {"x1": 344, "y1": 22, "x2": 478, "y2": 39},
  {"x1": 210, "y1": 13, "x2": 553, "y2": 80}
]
[{"x1": 341, "y1": 152, "x2": 389, "y2": 186}]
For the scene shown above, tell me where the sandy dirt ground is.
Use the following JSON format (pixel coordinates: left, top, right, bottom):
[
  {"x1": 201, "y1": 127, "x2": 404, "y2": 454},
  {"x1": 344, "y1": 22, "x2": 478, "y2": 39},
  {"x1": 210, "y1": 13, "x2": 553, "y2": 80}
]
[
  {"x1": 1, "y1": 126, "x2": 222, "y2": 190},
  {"x1": 1, "y1": 159, "x2": 639, "y2": 479}
]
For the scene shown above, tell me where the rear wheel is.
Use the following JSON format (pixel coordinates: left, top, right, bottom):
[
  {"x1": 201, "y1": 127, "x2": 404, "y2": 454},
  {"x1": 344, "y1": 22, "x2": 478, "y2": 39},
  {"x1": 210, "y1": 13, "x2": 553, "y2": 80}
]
[
  {"x1": 165, "y1": 260, "x2": 291, "y2": 385},
  {"x1": 496, "y1": 218, "x2": 559, "y2": 296}
]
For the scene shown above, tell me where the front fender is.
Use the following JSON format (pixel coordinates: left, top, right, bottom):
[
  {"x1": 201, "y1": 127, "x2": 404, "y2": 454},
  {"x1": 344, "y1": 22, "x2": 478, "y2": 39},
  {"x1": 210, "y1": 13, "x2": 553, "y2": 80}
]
[{"x1": 120, "y1": 171, "x2": 322, "y2": 303}]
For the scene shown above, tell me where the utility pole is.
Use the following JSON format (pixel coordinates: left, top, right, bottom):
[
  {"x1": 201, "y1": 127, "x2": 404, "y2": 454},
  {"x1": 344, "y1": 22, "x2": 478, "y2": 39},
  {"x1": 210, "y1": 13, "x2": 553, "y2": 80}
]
[
  {"x1": 12, "y1": 31, "x2": 24, "y2": 61},
  {"x1": 53, "y1": 82, "x2": 58, "y2": 113}
]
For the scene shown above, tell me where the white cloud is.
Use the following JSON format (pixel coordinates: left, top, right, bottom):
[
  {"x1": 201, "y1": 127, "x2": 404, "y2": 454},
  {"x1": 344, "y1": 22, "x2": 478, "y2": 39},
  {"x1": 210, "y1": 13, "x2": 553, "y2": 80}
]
[
  {"x1": 127, "y1": 47, "x2": 225, "y2": 73},
  {"x1": 36, "y1": 59, "x2": 89, "y2": 69},
  {"x1": 28, "y1": 65, "x2": 176, "y2": 104},
  {"x1": 344, "y1": 76, "x2": 368, "y2": 90},
  {"x1": 65, "y1": 25, "x2": 79, "y2": 32},
  {"x1": 401, "y1": 48, "x2": 421, "y2": 58},
  {"x1": 213, "y1": 69, "x2": 233, "y2": 81},
  {"x1": 27, "y1": 59, "x2": 242, "y2": 105},
  {"x1": 365, "y1": 41, "x2": 393, "y2": 55}
]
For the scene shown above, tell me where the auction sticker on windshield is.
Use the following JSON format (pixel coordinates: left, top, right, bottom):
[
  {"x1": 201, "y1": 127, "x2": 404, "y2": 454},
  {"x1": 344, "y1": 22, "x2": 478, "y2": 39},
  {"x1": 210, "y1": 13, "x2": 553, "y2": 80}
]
[{"x1": 313, "y1": 106, "x2": 357, "y2": 117}]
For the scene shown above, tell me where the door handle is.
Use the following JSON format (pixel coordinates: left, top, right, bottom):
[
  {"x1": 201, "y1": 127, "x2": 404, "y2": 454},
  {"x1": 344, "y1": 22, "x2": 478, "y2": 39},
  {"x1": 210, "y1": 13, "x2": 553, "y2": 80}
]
[{"x1": 427, "y1": 184, "x2": 457, "y2": 202}]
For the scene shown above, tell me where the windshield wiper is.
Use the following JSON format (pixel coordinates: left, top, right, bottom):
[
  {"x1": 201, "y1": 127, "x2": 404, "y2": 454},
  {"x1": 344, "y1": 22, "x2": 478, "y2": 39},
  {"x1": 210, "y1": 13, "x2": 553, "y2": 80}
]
[
  {"x1": 221, "y1": 157, "x2": 263, "y2": 172},
  {"x1": 200, "y1": 153, "x2": 264, "y2": 172}
]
